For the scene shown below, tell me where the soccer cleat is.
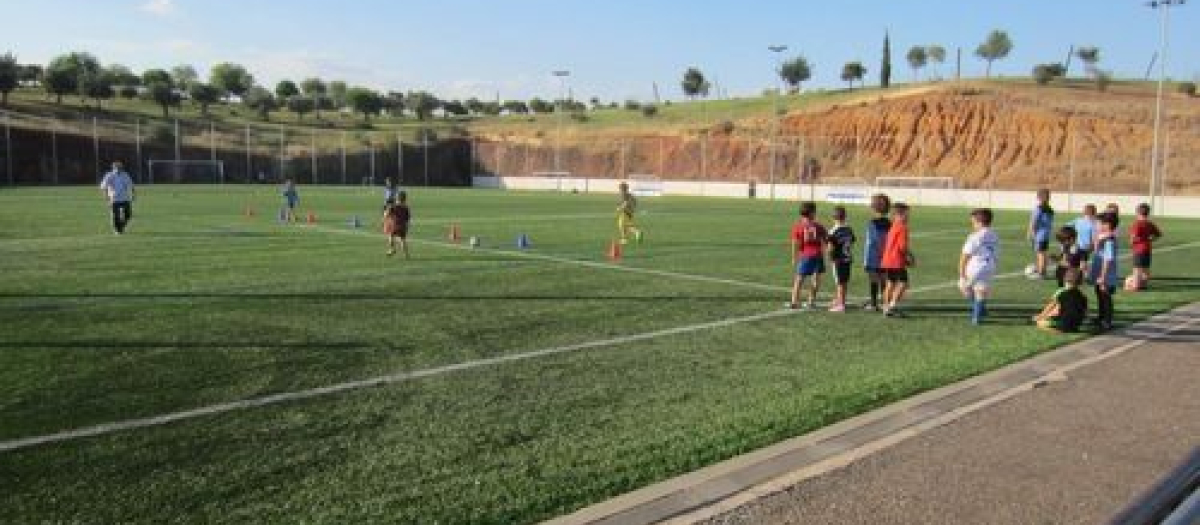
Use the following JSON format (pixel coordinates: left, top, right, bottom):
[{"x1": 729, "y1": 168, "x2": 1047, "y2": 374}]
[
  {"x1": 801, "y1": 302, "x2": 816, "y2": 311},
  {"x1": 387, "y1": 249, "x2": 396, "y2": 256},
  {"x1": 828, "y1": 303, "x2": 846, "y2": 313},
  {"x1": 784, "y1": 302, "x2": 799, "y2": 310},
  {"x1": 862, "y1": 303, "x2": 880, "y2": 312}
]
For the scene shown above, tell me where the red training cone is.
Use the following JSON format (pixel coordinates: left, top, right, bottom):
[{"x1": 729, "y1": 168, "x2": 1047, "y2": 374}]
[
  {"x1": 608, "y1": 240, "x2": 622, "y2": 261},
  {"x1": 307, "y1": 211, "x2": 317, "y2": 224},
  {"x1": 449, "y1": 223, "x2": 462, "y2": 243}
]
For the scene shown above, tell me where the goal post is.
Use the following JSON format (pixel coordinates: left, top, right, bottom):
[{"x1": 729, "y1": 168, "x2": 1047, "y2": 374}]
[
  {"x1": 531, "y1": 171, "x2": 587, "y2": 192},
  {"x1": 820, "y1": 177, "x2": 874, "y2": 204},
  {"x1": 147, "y1": 160, "x2": 226, "y2": 185}
]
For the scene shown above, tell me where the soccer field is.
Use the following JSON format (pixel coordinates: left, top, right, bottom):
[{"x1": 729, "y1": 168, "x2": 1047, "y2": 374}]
[{"x1": 2, "y1": 186, "x2": 1198, "y2": 524}]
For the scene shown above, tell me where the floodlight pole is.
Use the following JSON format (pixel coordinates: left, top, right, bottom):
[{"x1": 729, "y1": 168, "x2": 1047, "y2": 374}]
[
  {"x1": 553, "y1": 70, "x2": 571, "y2": 174},
  {"x1": 768, "y1": 45, "x2": 788, "y2": 200},
  {"x1": 1147, "y1": 0, "x2": 1183, "y2": 210}
]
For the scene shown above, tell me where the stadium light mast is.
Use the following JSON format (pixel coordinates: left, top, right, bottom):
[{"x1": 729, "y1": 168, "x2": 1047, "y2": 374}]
[
  {"x1": 552, "y1": 70, "x2": 571, "y2": 173},
  {"x1": 768, "y1": 45, "x2": 788, "y2": 200},
  {"x1": 1147, "y1": 0, "x2": 1184, "y2": 210}
]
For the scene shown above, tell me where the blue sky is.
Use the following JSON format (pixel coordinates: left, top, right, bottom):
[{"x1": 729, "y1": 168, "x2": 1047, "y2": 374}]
[{"x1": 4, "y1": 0, "x2": 1198, "y2": 102}]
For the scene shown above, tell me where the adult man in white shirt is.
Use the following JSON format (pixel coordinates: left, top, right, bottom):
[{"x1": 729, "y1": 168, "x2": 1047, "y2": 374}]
[
  {"x1": 959, "y1": 208, "x2": 1000, "y2": 326},
  {"x1": 99, "y1": 161, "x2": 136, "y2": 235}
]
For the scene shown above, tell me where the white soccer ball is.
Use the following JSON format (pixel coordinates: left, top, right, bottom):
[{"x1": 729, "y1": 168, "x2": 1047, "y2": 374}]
[{"x1": 1024, "y1": 264, "x2": 1039, "y2": 277}]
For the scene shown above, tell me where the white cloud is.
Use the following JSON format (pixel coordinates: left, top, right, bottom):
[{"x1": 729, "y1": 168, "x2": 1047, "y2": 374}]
[{"x1": 140, "y1": 0, "x2": 176, "y2": 16}]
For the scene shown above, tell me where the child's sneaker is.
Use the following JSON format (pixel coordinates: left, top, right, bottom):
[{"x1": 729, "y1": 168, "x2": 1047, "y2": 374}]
[
  {"x1": 828, "y1": 303, "x2": 846, "y2": 313},
  {"x1": 784, "y1": 302, "x2": 799, "y2": 310},
  {"x1": 387, "y1": 249, "x2": 396, "y2": 256},
  {"x1": 862, "y1": 302, "x2": 880, "y2": 312},
  {"x1": 801, "y1": 302, "x2": 816, "y2": 311}
]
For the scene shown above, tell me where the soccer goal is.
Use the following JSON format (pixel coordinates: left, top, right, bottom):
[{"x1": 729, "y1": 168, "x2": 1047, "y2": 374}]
[
  {"x1": 148, "y1": 160, "x2": 226, "y2": 184},
  {"x1": 628, "y1": 174, "x2": 664, "y2": 197},
  {"x1": 531, "y1": 171, "x2": 586, "y2": 192}
]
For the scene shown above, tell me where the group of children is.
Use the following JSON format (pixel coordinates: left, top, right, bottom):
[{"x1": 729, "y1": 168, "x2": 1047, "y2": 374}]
[
  {"x1": 279, "y1": 177, "x2": 413, "y2": 259},
  {"x1": 785, "y1": 189, "x2": 1166, "y2": 333},
  {"x1": 788, "y1": 194, "x2": 915, "y2": 318}
]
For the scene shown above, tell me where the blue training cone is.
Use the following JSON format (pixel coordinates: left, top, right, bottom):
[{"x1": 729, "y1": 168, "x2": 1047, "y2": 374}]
[
  {"x1": 349, "y1": 215, "x2": 362, "y2": 229},
  {"x1": 517, "y1": 233, "x2": 531, "y2": 250}
]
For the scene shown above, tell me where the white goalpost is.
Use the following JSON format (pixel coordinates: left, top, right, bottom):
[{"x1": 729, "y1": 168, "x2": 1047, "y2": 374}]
[
  {"x1": 147, "y1": 160, "x2": 226, "y2": 184},
  {"x1": 531, "y1": 171, "x2": 587, "y2": 192},
  {"x1": 821, "y1": 177, "x2": 874, "y2": 204},
  {"x1": 873, "y1": 176, "x2": 956, "y2": 190}
]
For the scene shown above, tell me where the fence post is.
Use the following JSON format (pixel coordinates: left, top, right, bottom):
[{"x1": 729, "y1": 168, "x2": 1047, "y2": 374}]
[
  {"x1": 1067, "y1": 130, "x2": 1077, "y2": 213},
  {"x1": 369, "y1": 141, "x2": 376, "y2": 184},
  {"x1": 1160, "y1": 129, "x2": 1171, "y2": 214},
  {"x1": 3, "y1": 111, "x2": 12, "y2": 186},
  {"x1": 340, "y1": 131, "x2": 347, "y2": 185},
  {"x1": 397, "y1": 134, "x2": 404, "y2": 185},
  {"x1": 173, "y1": 119, "x2": 181, "y2": 163},
  {"x1": 51, "y1": 120, "x2": 59, "y2": 185},
  {"x1": 92, "y1": 116, "x2": 100, "y2": 179},
  {"x1": 423, "y1": 135, "x2": 430, "y2": 187},
  {"x1": 278, "y1": 125, "x2": 286, "y2": 181},
  {"x1": 244, "y1": 125, "x2": 252, "y2": 183},
  {"x1": 988, "y1": 136, "x2": 997, "y2": 207},
  {"x1": 797, "y1": 138, "x2": 806, "y2": 201},
  {"x1": 310, "y1": 133, "x2": 318, "y2": 185},
  {"x1": 134, "y1": 119, "x2": 143, "y2": 184}
]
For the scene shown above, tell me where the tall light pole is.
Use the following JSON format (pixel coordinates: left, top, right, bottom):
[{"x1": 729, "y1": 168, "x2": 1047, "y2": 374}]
[
  {"x1": 768, "y1": 45, "x2": 788, "y2": 200},
  {"x1": 1147, "y1": 0, "x2": 1184, "y2": 210},
  {"x1": 552, "y1": 70, "x2": 571, "y2": 173}
]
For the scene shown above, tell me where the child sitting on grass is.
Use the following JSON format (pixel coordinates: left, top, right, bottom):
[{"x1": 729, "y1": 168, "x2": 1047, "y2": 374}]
[{"x1": 1033, "y1": 268, "x2": 1088, "y2": 333}]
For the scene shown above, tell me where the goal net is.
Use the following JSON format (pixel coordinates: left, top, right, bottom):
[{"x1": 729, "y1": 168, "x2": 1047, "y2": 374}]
[
  {"x1": 148, "y1": 160, "x2": 226, "y2": 184},
  {"x1": 821, "y1": 177, "x2": 873, "y2": 204},
  {"x1": 628, "y1": 174, "x2": 664, "y2": 197},
  {"x1": 531, "y1": 171, "x2": 587, "y2": 192}
]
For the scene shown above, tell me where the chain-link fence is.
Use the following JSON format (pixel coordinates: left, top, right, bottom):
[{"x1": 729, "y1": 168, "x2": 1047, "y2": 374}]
[
  {"x1": 0, "y1": 111, "x2": 472, "y2": 187},
  {"x1": 471, "y1": 127, "x2": 1200, "y2": 198}
]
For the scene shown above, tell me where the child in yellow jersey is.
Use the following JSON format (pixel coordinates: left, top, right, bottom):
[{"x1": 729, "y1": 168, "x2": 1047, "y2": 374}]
[{"x1": 617, "y1": 182, "x2": 644, "y2": 245}]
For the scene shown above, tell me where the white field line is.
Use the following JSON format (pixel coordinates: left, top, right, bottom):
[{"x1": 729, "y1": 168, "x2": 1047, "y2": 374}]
[
  {"x1": 0, "y1": 309, "x2": 796, "y2": 453},
  {"x1": 3, "y1": 236, "x2": 1198, "y2": 453}
]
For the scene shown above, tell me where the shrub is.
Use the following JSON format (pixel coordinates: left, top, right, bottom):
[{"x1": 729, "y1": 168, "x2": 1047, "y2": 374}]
[
  {"x1": 640, "y1": 105, "x2": 658, "y2": 118},
  {"x1": 1178, "y1": 82, "x2": 1197, "y2": 97}
]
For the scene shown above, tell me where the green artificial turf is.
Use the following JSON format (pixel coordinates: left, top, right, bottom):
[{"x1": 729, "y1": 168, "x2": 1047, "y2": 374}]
[{"x1": 1, "y1": 186, "x2": 1197, "y2": 524}]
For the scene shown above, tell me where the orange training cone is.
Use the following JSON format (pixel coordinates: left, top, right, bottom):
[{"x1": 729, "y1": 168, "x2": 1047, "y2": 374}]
[
  {"x1": 608, "y1": 240, "x2": 622, "y2": 261},
  {"x1": 449, "y1": 223, "x2": 462, "y2": 243},
  {"x1": 307, "y1": 211, "x2": 317, "y2": 224},
  {"x1": 244, "y1": 205, "x2": 255, "y2": 218}
]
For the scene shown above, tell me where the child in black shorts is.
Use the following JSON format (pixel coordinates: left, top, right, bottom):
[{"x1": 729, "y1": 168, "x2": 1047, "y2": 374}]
[{"x1": 827, "y1": 206, "x2": 857, "y2": 313}]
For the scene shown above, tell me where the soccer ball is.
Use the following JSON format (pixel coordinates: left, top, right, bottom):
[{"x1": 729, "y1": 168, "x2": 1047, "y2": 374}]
[
  {"x1": 1124, "y1": 275, "x2": 1144, "y2": 292},
  {"x1": 1023, "y1": 264, "x2": 1040, "y2": 279}
]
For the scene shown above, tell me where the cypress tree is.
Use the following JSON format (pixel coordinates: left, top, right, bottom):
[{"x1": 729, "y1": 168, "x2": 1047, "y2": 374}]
[{"x1": 881, "y1": 31, "x2": 892, "y2": 89}]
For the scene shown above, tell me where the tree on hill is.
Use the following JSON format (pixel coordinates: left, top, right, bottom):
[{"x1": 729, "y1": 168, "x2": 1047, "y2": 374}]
[
  {"x1": 275, "y1": 80, "x2": 299, "y2": 101},
  {"x1": 529, "y1": 97, "x2": 553, "y2": 114},
  {"x1": 145, "y1": 81, "x2": 179, "y2": 118},
  {"x1": 103, "y1": 64, "x2": 140, "y2": 88},
  {"x1": 300, "y1": 78, "x2": 327, "y2": 117},
  {"x1": 19, "y1": 64, "x2": 43, "y2": 85},
  {"x1": 287, "y1": 96, "x2": 316, "y2": 121},
  {"x1": 242, "y1": 86, "x2": 276, "y2": 121},
  {"x1": 1032, "y1": 63, "x2": 1066, "y2": 85},
  {"x1": 441, "y1": 100, "x2": 469, "y2": 118},
  {"x1": 405, "y1": 90, "x2": 439, "y2": 120},
  {"x1": 906, "y1": 46, "x2": 928, "y2": 81},
  {"x1": 328, "y1": 81, "x2": 348, "y2": 109},
  {"x1": 881, "y1": 31, "x2": 892, "y2": 88},
  {"x1": 43, "y1": 67, "x2": 75, "y2": 104},
  {"x1": 1179, "y1": 82, "x2": 1197, "y2": 97},
  {"x1": 171, "y1": 65, "x2": 199, "y2": 89},
  {"x1": 926, "y1": 45, "x2": 947, "y2": 80},
  {"x1": 141, "y1": 68, "x2": 172, "y2": 88},
  {"x1": 481, "y1": 101, "x2": 502, "y2": 116},
  {"x1": 0, "y1": 53, "x2": 18, "y2": 107},
  {"x1": 975, "y1": 30, "x2": 1013, "y2": 78},
  {"x1": 46, "y1": 52, "x2": 100, "y2": 104},
  {"x1": 779, "y1": 56, "x2": 813, "y2": 93},
  {"x1": 345, "y1": 87, "x2": 384, "y2": 122},
  {"x1": 189, "y1": 83, "x2": 221, "y2": 116},
  {"x1": 209, "y1": 62, "x2": 254, "y2": 100},
  {"x1": 79, "y1": 70, "x2": 115, "y2": 109},
  {"x1": 1075, "y1": 46, "x2": 1100, "y2": 73},
  {"x1": 841, "y1": 61, "x2": 867, "y2": 90},
  {"x1": 465, "y1": 98, "x2": 484, "y2": 114},
  {"x1": 681, "y1": 67, "x2": 710, "y2": 100}
]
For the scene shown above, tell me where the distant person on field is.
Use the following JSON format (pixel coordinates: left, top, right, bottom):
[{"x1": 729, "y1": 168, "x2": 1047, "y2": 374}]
[
  {"x1": 383, "y1": 191, "x2": 412, "y2": 258},
  {"x1": 880, "y1": 202, "x2": 914, "y2": 318},
  {"x1": 1128, "y1": 203, "x2": 1163, "y2": 290},
  {"x1": 826, "y1": 206, "x2": 857, "y2": 313},
  {"x1": 383, "y1": 178, "x2": 402, "y2": 209},
  {"x1": 958, "y1": 208, "x2": 1000, "y2": 326},
  {"x1": 1070, "y1": 204, "x2": 1098, "y2": 274},
  {"x1": 99, "y1": 161, "x2": 135, "y2": 235},
  {"x1": 617, "y1": 182, "x2": 643, "y2": 245},
  {"x1": 788, "y1": 201, "x2": 828, "y2": 310},
  {"x1": 1090, "y1": 213, "x2": 1120, "y2": 332},
  {"x1": 1032, "y1": 268, "x2": 1088, "y2": 333},
  {"x1": 861, "y1": 194, "x2": 892, "y2": 312},
  {"x1": 1053, "y1": 225, "x2": 1085, "y2": 289},
  {"x1": 281, "y1": 178, "x2": 299, "y2": 223},
  {"x1": 1026, "y1": 188, "x2": 1054, "y2": 280}
]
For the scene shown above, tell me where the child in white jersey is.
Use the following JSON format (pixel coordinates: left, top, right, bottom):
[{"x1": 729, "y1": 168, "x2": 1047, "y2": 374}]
[{"x1": 959, "y1": 208, "x2": 1001, "y2": 326}]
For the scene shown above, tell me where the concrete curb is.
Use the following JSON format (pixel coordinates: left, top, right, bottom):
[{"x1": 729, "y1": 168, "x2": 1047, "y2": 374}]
[{"x1": 543, "y1": 303, "x2": 1200, "y2": 525}]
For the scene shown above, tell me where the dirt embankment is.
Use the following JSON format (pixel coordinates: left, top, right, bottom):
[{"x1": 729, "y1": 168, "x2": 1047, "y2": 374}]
[{"x1": 474, "y1": 85, "x2": 1200, "y2": 194}]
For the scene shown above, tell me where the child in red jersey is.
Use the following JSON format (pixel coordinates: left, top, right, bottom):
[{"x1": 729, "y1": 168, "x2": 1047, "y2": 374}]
[
  {"x1": 383, "y1": 191, "x2": 412, "y2": 258},
  {"x1": 1128, "y1": 203, "x2": 1163, "y2": 290},
  {"x1": 788, "y1": 201, "x2": 828, "y2": 311},
  {"x1": 880, "y1": 203, "x2": 915, "y2": 318}
]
